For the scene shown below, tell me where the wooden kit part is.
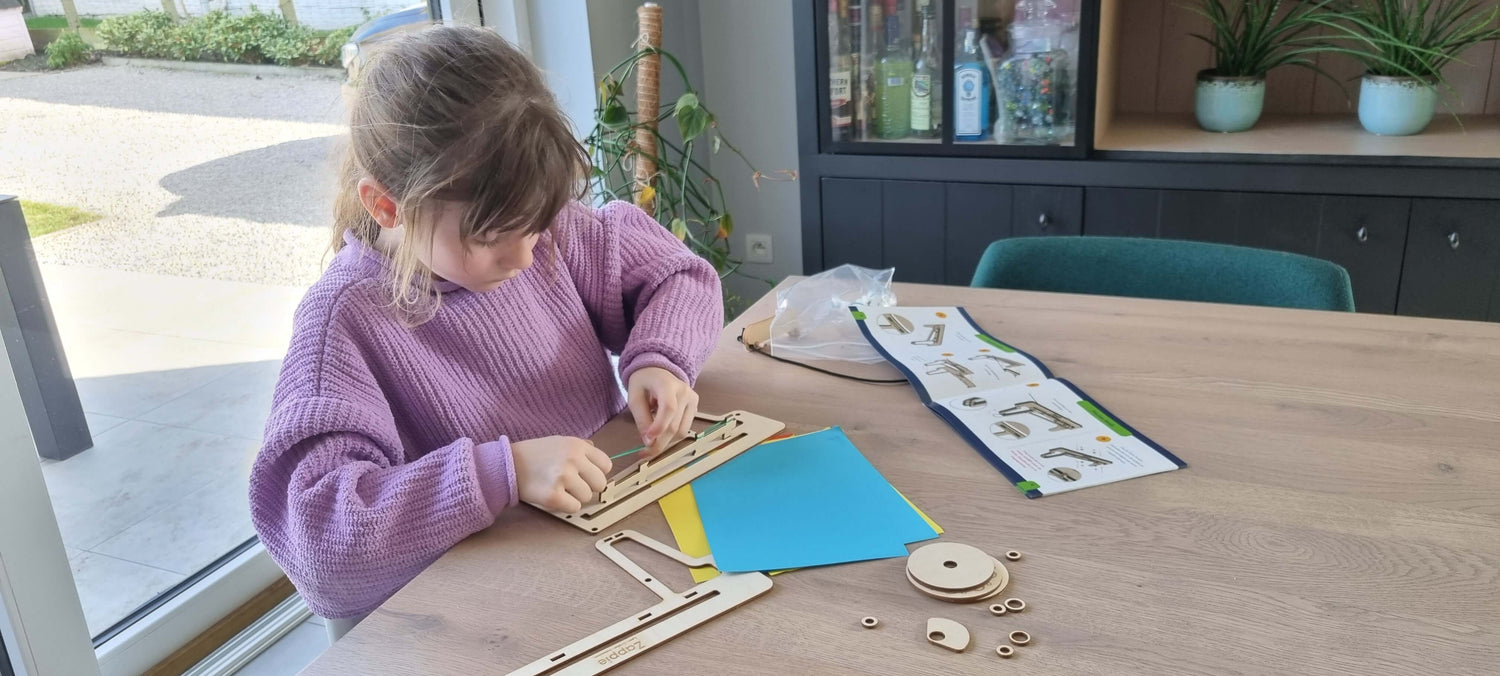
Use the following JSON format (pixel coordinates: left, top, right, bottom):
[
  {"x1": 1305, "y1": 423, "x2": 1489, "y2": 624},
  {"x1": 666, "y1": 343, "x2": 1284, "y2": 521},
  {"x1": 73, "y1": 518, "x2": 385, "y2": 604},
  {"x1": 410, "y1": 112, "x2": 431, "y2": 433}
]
[
  {"x1": 995, "y1": 645, "x2": 1015, "y2": 658},
  {"x1": 1003, "y1": 598, "x2": 1026, "y2": 612},
  {"x1": 925, "y1": 618, "x2": 971, "y2": 652},
  {"x1": 906, "y1": 543, "x2": 996, "y2": 591},
  {"x1": 531, "y1": 411, "x2": 785, "y2": 533},
  {"x1": 1009, "y1": 630, "x2": 1032, "y2": 646},
  {"x1": 506, "y1": 530, "x2": 773, "y2": 676},
  {"x1": 905, "y1": 558, "x2": 1009, "y2": 603}
]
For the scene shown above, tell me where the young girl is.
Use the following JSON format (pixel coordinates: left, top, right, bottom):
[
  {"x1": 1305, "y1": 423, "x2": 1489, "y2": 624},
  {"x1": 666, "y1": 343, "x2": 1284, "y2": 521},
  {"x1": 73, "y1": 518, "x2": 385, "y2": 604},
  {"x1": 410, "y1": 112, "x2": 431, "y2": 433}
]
[{"x1": 249, "y1": 26, "x2": 722, "y2": 637}]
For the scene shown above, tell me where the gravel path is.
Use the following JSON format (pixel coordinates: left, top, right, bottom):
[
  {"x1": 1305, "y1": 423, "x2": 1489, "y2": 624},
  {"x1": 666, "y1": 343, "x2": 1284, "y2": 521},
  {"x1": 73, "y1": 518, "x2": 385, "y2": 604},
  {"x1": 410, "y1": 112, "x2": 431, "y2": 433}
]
[{"x1": 0, "y1": 64, "x2": 347, "y2": 286}]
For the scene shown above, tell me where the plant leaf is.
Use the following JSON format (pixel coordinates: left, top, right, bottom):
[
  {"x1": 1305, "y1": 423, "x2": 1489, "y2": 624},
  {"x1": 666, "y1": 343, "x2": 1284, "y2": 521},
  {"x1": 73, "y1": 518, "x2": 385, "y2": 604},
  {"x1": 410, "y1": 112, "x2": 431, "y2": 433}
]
[
  {"x1": 675, "y1": 92, "x2": 712, "y2": 141},
  {"x1": 716, "y1": 212, "x2": 734, "y2": 240},
  {"x1": 669, "y1": 217, "x2": 688, "y2": 242}
]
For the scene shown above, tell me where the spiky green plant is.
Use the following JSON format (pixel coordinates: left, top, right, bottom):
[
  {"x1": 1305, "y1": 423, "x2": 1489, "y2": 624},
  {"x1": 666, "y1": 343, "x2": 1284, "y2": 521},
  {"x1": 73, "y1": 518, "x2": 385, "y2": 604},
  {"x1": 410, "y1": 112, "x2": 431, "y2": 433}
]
[
  {"x1": 1185, "y1": 0, "x2": 1342, "y2": 77},
  {"x1": 1310, "y1": 0, "x2": 1500, "y2": 81}
]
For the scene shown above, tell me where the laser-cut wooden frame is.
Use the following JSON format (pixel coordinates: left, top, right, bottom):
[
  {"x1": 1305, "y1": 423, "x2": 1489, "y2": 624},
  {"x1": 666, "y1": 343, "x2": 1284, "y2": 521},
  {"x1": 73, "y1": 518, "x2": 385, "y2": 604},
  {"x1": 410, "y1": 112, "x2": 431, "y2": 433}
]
[
  {"x1": 506, "y1": 530, "x2": 773, "y2": 676},
  {"x1": 531, "y1": 410, "x2": 785, "y2": 534}
]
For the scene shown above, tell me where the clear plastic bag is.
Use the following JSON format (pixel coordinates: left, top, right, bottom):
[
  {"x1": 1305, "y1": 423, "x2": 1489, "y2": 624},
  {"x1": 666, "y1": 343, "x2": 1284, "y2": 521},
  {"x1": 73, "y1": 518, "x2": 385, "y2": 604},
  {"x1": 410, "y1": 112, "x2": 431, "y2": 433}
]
[{"x1": 770, "y1": 264, "x2": 898, "y2": 364}]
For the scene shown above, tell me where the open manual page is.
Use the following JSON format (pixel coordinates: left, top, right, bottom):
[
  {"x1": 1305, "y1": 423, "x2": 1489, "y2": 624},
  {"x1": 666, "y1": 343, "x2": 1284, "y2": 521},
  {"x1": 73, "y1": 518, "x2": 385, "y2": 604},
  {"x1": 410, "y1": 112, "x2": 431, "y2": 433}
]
[{"x1": 852, "y1": 306, "x2": 1185, "y2": 497}]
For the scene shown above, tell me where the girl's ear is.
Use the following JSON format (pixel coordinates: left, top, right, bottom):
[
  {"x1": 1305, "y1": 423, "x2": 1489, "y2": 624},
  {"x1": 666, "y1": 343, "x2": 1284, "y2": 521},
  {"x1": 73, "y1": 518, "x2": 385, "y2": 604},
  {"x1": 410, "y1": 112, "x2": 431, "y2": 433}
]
[{"x1": 357, "y1": 177, "x2": 400, "y2": 229}]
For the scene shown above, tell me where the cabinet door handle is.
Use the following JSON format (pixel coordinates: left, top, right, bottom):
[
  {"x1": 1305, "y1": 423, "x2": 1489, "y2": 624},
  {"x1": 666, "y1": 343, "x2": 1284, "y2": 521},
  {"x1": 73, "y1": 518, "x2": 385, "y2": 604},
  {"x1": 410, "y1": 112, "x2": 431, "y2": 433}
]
[
  {"x1": 1355, "y1": 226, "x2": 1369, "y2": 243},
  {"x1": 1038, "y1": 213, "x2": 1050, "y2": 230},
  {"x1": 1448, "y1": 231, "x2": 1461, "y2": 251}
]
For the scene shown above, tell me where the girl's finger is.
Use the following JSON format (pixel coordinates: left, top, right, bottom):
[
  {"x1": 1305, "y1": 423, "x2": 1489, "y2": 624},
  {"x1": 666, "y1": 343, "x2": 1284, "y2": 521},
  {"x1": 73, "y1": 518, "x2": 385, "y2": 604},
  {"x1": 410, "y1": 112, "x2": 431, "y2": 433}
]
[
  {"x1": 627, "y1": 387, "x2": 654, "y2": 444},
  {"x1": 563, "y1": 472, "x2": 594, "y2": 506},
  {"x1": 647, "y1": 391, "x2": 680, "y2": 451},
  {"x1": 578, "y1": 458, "x2": 608, "y2": 493},
  {"x1": 583, "y1": 444, "x2": 612, "y2": 475},
  {"x1": 551, "y1": 490, "x2": 583, "y2": 514}
]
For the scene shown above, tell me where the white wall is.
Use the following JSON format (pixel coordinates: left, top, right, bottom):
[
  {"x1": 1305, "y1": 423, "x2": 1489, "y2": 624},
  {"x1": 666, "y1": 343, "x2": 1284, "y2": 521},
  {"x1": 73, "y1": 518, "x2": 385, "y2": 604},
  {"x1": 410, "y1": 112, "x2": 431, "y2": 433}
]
[
  {"x1": 584, "y1": 0, "x2": 800, "y2": 311},
  {"x1": 28, "y1": 0, "x2": 413, "y2": 29},
  {"x1": 697, "y1": 0, "x2": 801, "y2": 306}
]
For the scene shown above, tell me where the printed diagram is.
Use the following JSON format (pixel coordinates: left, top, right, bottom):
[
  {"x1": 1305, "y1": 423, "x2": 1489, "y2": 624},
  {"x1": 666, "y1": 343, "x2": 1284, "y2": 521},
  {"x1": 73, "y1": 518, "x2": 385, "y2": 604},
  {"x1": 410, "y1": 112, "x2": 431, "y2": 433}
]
[
  {"x1": 878, "y1": 313, "x2": 915, "y2": 335},
  {"x1": 1048, "y1": 467, "x2": 1082, "y2": 482},
  {"x1": 996, "y1": 401, "x2": 1082, "y2": 433},
  {"x1": 1041, "y1": 447, "x2": 1112, "y2": 466},
  {"x1": 960, "y1": 397, "x2": 988, "y2": 409},
  {"x1": 991, "y1": 421, "x2": 1030, "y2": 440},
  {"x1": 924, "y1": 359, "x2": 976, "y2": 388},
  {"x1": 912, "y1": 324, "x2": 945, "y2": 347},
  {"x1": 969, "y1": 353, "x2": 1024, "y2": 376}
]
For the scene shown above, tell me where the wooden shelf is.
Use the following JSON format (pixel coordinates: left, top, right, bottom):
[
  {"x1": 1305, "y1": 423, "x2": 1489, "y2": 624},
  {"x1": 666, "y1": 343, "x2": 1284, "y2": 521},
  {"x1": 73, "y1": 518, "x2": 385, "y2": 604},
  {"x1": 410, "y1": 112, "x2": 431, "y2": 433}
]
[{"x1": 1097, "y1": 114, "x2": 1500, "y2": 161}]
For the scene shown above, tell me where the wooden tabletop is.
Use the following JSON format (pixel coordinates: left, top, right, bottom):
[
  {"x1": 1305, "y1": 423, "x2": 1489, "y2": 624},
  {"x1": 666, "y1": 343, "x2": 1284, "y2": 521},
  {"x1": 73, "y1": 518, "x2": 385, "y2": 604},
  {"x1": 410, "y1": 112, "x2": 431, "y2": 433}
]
[{"x1": 303, "y1": 282, "x2": 1500, "y2": 675}]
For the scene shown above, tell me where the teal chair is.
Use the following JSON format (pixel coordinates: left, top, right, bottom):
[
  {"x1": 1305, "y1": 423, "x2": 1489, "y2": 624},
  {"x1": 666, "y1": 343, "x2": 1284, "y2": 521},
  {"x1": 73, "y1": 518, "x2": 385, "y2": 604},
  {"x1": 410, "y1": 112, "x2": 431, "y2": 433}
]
[{"x1": 970, "y1": 237, "x2": 1356, "y2": 312}]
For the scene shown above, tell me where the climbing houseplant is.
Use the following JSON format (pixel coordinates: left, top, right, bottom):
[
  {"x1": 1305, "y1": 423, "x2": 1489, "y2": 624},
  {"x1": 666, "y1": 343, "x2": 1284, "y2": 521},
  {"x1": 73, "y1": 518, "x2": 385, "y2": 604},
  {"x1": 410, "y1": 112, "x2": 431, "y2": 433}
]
[
  {"x1": 1312, "y1": 0, "x2": 1500, "y2": 135},
  {"x1": 1185, "y1": 0, "x2": 1341, "y2": 132},
  {"x1": 584, "y1": 42, "x2": 793, "y2": 317}
]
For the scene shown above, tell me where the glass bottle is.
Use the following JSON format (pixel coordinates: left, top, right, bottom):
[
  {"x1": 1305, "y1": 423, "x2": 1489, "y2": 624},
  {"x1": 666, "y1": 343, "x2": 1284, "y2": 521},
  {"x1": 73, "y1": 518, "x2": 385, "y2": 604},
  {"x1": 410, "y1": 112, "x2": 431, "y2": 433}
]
[
  {"x1": 860, "y1": 2, "x2": 882, "y2": 139},
  {"x1": 874, "y1": 2, "x2": 911, "y2": 140},
  {"x1": 996, "y1": 0, "x2": 1071, "y2": 144},
  {"x1": 909, "y1": 1, "x2": 940, "y2": 139},
  {"x1": 953, "y1": 22, "x2": 991, "y2": 141},
  {"x1": 829, "y1": 0, "x2": 854, "y2": 141}
]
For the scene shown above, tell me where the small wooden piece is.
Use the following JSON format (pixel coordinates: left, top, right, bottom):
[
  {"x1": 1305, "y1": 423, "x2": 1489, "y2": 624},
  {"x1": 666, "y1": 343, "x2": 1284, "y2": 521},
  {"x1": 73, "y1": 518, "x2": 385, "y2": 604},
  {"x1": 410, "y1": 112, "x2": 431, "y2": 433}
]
[
  {"x1": 1009, "y1": 630, "x2": 1032, "y2": 646},
  {"x1": 530, "y1": 411, "x2": 784, "y2": 533},
  {"x1": 988, "y1": 603, "x2": 1007, "y2": 616},
  {"x1": 1005, "y1": 550, "x2": 1022, "y2": 561},
  {"x1": 1004, "y1": 598, "x2": 1026, "y2": 613},
  {"x1": 907, "y1": 543, "x2": 996, "y2": 591},
  {"x1": 925, "y1": 618, "x2": 971, "y2": 653},
  {"x1": 506, "y1": 530, "x2": 772, "y2": 675},
  {"x1": 995, "y1": 645, "x2": 1015, "y2": 658},
  {"x1": 861, "y1": 616, "x2": 879, "y2": 629}
]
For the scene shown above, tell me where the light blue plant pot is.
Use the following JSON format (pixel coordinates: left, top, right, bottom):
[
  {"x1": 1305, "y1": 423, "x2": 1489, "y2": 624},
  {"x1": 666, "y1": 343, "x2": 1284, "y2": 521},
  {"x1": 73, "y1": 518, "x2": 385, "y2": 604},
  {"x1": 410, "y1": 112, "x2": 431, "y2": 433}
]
[
  {"x1": 1358, "y1": 74, "x2": 1437, "y2": 136},
  {"x1": 1195, "y1": 71, "x2": 1265, "y2": 133}
]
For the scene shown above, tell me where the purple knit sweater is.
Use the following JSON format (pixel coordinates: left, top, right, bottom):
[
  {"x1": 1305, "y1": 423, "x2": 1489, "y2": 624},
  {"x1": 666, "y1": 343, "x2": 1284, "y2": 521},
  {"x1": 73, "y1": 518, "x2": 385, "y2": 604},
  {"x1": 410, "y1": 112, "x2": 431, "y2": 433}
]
[{"x1": 250, "y1": 201, "x2": 722, "y2": 619}]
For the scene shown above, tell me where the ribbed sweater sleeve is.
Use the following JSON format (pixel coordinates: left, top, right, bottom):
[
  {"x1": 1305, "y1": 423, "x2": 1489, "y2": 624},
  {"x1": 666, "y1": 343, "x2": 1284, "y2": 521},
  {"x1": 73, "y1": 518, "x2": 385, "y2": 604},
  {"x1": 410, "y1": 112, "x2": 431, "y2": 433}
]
[
  {"x1": 249, "y1": 284, "x2": 517, "y2": 619},
  {"x1": 563, "y1": 201, "x2": 724, "y2": 385}
]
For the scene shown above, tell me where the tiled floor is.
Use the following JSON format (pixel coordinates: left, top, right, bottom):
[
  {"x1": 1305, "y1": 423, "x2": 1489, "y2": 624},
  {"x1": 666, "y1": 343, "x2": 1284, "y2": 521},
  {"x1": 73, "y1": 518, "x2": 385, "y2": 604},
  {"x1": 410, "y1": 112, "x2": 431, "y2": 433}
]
[
  {"x1": 37, "y1": 263, "x2": 305, "y2": 636},
  {"x1": 234, "y1": 618, "x2": 329, "y2": 676}
]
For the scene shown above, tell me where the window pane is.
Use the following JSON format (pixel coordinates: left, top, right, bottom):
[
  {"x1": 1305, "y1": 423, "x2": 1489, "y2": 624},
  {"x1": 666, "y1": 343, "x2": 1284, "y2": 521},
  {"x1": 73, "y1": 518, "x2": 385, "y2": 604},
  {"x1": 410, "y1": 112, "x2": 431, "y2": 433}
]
[
  {"x1": 831, "y1": 0, "x2": 944, "y2": 144},
  {"x1": 954, "y1": 0, "x2": 1079, "y2": 146}
]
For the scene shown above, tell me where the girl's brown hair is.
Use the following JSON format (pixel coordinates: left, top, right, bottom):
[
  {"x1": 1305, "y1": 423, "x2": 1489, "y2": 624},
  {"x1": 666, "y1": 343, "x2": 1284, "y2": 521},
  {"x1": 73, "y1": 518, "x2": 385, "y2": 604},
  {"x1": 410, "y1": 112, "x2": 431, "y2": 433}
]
[{"x1": 332, "y1": 25, "x2": 589, "y2": 319}]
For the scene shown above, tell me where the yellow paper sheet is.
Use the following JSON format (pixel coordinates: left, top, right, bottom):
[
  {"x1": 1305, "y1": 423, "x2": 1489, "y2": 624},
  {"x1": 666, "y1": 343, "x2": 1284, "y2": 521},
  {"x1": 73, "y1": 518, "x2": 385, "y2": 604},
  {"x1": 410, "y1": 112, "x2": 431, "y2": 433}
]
[{"x1": 659, "y1": 481, "x2": 944, "y2": 583}]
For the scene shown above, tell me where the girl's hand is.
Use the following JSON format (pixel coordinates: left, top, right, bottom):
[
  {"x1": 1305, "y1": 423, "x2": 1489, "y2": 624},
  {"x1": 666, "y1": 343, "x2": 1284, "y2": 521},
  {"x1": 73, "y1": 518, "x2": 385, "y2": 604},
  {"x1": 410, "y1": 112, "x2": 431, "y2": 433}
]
[
  {"x1": 626, "y1": 367, "x2": 699, "y2": 458},
  {"x1": 511, "y1": 436, "x2": 612, "y2": 513}
]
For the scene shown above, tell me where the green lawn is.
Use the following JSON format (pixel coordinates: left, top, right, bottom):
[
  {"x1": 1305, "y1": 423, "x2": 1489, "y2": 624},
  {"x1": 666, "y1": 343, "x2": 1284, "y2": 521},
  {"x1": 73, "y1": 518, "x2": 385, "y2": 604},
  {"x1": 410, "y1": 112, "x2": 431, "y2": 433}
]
[
  {"x1": 21, "y1": 200, "x2": 100, "y2": 237},
  {"x1": 24, "y1": 16, "x2": 104, "y2": 29}
]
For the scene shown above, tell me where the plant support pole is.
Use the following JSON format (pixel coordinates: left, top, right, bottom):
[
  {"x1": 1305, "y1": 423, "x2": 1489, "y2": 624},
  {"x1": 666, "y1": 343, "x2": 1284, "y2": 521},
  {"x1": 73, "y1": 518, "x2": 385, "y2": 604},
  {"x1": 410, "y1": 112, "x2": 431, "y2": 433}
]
[{"x1": 634, "y1": 2, "x2": 662, "y2": 214}]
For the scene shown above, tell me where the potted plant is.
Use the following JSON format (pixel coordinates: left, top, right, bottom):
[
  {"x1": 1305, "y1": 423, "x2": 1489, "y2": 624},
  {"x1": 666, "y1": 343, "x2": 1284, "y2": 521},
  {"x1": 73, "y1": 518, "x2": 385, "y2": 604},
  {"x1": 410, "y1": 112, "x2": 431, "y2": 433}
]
[
  {"x1": 1186, "y1": 0, "x2": 1337, "y2": 133},
  {"x1": 1314, "y1": 0, "x2": 1500, "y2": 136}
]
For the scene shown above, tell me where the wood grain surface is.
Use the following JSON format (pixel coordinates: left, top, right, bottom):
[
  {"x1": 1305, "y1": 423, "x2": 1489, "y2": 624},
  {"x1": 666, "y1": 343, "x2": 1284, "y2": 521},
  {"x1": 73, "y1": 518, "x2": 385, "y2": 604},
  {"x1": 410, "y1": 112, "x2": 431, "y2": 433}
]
[{"x1": 304, "y1": 282, "x2": 1500, "y2": 676}]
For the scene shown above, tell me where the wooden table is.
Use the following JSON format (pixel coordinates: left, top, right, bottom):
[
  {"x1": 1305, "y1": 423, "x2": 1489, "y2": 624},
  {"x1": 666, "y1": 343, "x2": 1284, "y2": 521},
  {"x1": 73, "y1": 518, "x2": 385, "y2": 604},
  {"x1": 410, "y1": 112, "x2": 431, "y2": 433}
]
[{"x1": 304, "y1": 282, "x2": 1500, "y2": 675}]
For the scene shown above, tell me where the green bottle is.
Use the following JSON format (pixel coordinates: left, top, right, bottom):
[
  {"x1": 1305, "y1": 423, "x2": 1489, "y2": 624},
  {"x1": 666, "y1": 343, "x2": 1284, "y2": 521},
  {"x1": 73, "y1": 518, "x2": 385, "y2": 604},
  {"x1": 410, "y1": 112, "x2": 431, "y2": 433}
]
[{"x1": 875, "y1": 6, "x2": 911, "y2": 140}]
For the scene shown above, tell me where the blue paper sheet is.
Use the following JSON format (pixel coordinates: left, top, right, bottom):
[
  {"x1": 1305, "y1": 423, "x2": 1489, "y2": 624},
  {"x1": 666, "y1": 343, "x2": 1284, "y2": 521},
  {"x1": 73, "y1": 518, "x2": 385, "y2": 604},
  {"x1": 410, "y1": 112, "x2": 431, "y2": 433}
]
[{"x1": 691, "y1": 427, "x2": 939, "y2": 573}]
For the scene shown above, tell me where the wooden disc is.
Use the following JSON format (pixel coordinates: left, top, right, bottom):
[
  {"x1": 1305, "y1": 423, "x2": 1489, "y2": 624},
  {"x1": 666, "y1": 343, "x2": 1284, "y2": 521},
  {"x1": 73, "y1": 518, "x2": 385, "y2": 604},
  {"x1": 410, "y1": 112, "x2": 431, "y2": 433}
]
[
  {"x1": 907, "y1": 558, "x2": 1009, "y2": 603},
  {"x1": 907, "y1": 543, "x2": 996, "y2": 591}
]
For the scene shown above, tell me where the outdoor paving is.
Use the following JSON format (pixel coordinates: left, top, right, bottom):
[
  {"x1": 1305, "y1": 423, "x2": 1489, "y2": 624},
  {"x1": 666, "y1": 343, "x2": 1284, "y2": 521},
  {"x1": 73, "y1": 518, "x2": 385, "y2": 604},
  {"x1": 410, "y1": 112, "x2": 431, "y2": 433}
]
[{"x1": 2, "y1": 64, "x2": 329, "y2": 635}]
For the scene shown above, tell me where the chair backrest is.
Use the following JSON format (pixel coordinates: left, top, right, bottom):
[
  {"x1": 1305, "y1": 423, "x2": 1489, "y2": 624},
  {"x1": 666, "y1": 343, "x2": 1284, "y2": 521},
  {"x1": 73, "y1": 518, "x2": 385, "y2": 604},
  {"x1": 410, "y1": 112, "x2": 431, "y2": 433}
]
[{"x1": 969, "y1": 237, "x2": 1356, "y2": 312}]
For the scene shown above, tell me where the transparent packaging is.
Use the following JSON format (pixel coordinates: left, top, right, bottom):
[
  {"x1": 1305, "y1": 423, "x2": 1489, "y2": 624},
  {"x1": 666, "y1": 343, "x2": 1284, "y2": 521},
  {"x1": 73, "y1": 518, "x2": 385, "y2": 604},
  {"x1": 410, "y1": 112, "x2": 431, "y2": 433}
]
[{"x1": 771, "y1": 265, "x2": 898, "y2": 365}]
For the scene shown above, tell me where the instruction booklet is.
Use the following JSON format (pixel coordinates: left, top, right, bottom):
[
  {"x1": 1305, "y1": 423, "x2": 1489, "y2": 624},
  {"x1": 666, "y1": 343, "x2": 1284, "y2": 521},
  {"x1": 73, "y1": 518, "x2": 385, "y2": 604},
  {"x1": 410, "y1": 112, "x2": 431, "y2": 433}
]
[{"x1": 852, "y1": 306, "x2": 1185, "y2": 497}]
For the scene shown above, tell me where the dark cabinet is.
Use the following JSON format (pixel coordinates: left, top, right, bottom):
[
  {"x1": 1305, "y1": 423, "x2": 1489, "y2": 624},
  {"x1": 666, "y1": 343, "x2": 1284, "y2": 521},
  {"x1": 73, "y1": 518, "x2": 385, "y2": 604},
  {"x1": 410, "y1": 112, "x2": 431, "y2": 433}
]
[
  {"x1": 882, "y1": 181, "x2": 946, "y2": 284},
  {"x1": 945, "y1": 183, "x2": 1012, "y2": 285},
  {"x1": 821, "y1": 178, "x2": 883, "y2": 270},
  {"x1": 1398, "y1": 199, "x2": 1500, "y2": 321},
  {"x1": 1084, "y1": 188, "x2": 1159, "y2": 237},
  {"x1": 1013, "y1": 187, "x2": 1083, "y2": 237},
  {"x1": 1318, "y1": 197, "x2": 1410, "y2": 315}
]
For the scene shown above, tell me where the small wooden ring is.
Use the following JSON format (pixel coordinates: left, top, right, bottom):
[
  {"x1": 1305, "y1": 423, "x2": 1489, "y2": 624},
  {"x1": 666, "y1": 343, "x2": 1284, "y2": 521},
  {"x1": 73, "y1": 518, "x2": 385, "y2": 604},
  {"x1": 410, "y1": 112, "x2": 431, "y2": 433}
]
[
  {"x1": 861, "y1": 616, "x2": 879, "y2": 628},
  {"x1": 1005, "y1": 550, "x2": 1022, "y2": 561},
  {"x1": 988, "y1": 603, "x2": 1007, "y2": 616},
  {"x1": 1003, "y1": 597, "x2": 1026, "y2": 612},
  {"x1": 1009, "y1": 630, "x2": 1031, "y2": 646},
  {"x1": 995, "y1": 645, "x2": 1015, "y2": 658}
]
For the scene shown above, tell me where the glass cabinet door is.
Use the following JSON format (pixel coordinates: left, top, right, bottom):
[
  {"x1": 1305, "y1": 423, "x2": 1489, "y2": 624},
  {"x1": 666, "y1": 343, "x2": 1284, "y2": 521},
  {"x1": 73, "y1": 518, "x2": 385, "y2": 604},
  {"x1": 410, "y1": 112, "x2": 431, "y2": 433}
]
[
  {"x1": 823, "y1": 0, "x2": 1087, "y2": 153},
  {"x1": 955, "y1": 0, "x2": 1079, "y2": 146},
  {"x1": 829, "y1": 0, "x2": 945, "y2": 144}
]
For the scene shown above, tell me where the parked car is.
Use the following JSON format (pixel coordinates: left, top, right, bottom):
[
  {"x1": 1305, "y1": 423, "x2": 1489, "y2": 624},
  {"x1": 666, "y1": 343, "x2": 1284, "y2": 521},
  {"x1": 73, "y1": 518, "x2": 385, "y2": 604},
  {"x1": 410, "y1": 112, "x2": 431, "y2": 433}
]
[{"x1": 341, "y1": 3, "x2": 431, "y2": 85}]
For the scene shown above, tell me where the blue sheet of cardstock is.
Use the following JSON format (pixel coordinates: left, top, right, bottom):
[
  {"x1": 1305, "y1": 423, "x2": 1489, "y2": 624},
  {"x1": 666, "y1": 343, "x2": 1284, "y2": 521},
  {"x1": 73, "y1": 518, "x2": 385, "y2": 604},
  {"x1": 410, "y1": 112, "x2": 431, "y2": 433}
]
[{"x1": 691, "y1": 427, "x2": 939, "y2": 573}]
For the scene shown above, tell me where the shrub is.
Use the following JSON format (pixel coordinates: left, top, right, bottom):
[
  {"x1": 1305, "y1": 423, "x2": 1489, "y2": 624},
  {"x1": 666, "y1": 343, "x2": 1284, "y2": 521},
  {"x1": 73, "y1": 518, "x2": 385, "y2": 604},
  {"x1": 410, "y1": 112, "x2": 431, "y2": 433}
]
[
  {"x1": 97, "y1": 9, "x2": 356, "y2": 67},
  {"x1": 45, "y1": 31, "x2": 94, "y2": 69}
]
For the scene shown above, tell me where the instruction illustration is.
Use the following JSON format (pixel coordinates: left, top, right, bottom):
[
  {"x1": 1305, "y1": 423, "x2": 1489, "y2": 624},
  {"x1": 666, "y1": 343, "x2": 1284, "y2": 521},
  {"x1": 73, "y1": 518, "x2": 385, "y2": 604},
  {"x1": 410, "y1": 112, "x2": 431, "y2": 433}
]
[{"x1": 853, "y1": 306, "x2": 1185, "y2": 497}]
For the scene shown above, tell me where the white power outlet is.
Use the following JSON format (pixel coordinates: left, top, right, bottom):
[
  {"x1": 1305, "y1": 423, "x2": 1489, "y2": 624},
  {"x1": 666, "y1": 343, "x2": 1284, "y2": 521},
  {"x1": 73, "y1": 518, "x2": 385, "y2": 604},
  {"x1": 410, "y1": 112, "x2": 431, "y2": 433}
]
[{"x1": 745, "y1": 234, "x2": 773, "y2": 264}]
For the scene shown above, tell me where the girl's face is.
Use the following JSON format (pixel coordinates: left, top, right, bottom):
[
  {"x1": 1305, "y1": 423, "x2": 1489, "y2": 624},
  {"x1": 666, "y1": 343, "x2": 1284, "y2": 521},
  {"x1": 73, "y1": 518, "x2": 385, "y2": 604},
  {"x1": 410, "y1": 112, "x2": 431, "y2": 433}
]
[{"x1": 419, "y1": 200, "x2": 540, "y2": 293}]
